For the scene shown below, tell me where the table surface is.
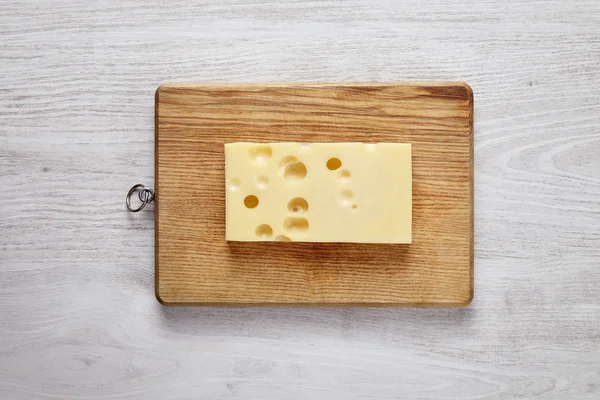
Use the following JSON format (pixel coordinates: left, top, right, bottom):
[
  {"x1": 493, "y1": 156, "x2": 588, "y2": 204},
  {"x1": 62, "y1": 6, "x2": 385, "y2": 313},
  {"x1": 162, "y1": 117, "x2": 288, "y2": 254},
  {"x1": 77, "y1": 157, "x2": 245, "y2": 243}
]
[{"x1": 1, "y1": 1, "x2": 598, "y2": 399}]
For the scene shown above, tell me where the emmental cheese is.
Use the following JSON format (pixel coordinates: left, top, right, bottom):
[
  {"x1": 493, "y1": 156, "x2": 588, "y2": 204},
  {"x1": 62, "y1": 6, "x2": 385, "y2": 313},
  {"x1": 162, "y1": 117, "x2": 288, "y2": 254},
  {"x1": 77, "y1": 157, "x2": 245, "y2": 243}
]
[{"x1": 225, "y1": 143, "x2": 412, "y2": 243}]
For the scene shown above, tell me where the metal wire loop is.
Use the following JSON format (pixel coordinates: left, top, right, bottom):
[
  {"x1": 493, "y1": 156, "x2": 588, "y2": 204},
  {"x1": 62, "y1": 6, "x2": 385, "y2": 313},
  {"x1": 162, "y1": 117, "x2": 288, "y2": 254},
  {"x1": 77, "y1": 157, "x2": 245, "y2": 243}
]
[{"x1": 126, "y1": 184, "x2": 154, "y2": 212}]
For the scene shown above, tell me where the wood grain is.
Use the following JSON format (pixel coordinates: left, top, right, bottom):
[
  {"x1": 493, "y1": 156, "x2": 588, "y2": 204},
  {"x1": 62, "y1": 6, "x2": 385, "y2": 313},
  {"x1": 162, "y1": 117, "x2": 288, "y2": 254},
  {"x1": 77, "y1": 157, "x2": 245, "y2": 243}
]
[
  {"x1": 155, "y1": 83, "x2": 473, "y2": 306},
  {"x1": 1, "y1": 0, "x2": 599, "y2": 398}
]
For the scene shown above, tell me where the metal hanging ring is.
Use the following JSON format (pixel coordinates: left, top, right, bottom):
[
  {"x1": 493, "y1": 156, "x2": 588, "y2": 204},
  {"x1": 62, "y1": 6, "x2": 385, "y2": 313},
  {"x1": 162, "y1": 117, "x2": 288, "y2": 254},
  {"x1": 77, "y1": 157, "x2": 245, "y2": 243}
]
[{"x1": 126, "y1": 184, "x2": 154, "y2": 212}]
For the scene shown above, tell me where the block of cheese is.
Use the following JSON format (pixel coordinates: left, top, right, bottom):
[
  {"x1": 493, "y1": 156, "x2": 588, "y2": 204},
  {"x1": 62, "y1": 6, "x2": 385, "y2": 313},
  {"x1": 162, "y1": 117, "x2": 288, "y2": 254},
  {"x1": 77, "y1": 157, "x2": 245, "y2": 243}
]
[{"x1": 225, "y1": 142, "x2": 412, "y2": 243}]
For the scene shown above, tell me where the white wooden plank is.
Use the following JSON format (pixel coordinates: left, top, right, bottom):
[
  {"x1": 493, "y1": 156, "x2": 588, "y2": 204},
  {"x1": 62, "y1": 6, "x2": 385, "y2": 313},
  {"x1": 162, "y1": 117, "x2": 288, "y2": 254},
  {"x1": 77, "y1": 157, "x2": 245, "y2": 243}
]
[{"x1": 1, "y1": 0, "x2": 599, "y2": 398}]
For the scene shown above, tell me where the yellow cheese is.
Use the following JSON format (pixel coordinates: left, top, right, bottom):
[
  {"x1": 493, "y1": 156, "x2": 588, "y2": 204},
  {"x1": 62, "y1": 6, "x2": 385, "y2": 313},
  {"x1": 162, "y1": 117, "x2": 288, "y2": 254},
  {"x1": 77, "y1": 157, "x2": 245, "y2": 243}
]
[{"x1": 225, "y1": 143, "x2": 412, "y2": 243}]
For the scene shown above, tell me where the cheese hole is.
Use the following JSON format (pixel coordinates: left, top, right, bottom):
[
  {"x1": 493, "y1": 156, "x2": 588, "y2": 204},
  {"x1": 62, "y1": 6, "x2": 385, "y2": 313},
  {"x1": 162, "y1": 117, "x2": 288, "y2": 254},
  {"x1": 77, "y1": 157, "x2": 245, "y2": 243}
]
[
  {"x1": 254, "y1": 175, "x2": 268, "y2": 189},
  {"x1": 248, "y1": 145, "x2": 272, "y2": 164},
  {"x1": 244, "y1": 195, "x2": 259, "y2": 208},
  {"x1": 275, "y1": 235, "x2": 291, "y2": 242},
  {"x1": 337, "y1": 169, "x2": 351, "y2": 183},
  {"x1": 285, "y1": 162, "x2": 307, "y2": 179},
  {"x1": 287, "y1": 197, "x2": 308, "y2": 214},
  {"x1": 339, "y1": 190, "x2": 353, "y2": 207},
  {"x1": 351, "y1": 204, "x2": 358, "y2": 211},
  {"x1": 283, "y1": 217, "x2": 309, "y2": 235},
  {"x1": 279, "y1": 156, "x2": 307, "y2": 180},
  {"x1": 255, "y1": 224, "x2": 273, "y2": 238},
  {"x1": 326, "y1": 157, "x2": 342, "y2": 170},
  {"x1": 228, "y1": 178, "x2": 241, "y2": 191}
]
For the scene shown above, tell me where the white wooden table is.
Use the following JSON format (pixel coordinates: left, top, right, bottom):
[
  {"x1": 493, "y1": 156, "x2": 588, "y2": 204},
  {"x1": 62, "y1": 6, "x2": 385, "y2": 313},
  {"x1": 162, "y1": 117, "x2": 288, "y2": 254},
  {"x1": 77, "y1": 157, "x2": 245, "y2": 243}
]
[{"x1": 1, "y1": 1, "x2": 599, "y2": 398}]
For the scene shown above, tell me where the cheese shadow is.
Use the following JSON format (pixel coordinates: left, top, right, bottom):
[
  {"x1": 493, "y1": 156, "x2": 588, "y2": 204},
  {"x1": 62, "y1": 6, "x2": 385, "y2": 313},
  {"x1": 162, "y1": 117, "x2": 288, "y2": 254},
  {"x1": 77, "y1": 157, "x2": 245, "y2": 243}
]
[{"x1": 225, "y1": 241, "x2": 411, "y2": 268}]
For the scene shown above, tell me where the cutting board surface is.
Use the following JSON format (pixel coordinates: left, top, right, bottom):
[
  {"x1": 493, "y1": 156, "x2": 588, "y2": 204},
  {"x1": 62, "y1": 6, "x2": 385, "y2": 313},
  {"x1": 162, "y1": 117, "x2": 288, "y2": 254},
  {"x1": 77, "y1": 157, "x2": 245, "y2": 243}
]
[{"x1": 155, "y1": 83, "x2": 473, "y2": 306}]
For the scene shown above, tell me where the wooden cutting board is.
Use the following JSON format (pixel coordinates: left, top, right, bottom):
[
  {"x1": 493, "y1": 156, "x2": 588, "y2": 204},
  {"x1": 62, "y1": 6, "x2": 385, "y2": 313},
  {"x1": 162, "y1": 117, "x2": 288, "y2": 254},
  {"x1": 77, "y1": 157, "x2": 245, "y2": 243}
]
[{"x1": 155, "y1": 83, "x2": 473, "y2": 306}]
